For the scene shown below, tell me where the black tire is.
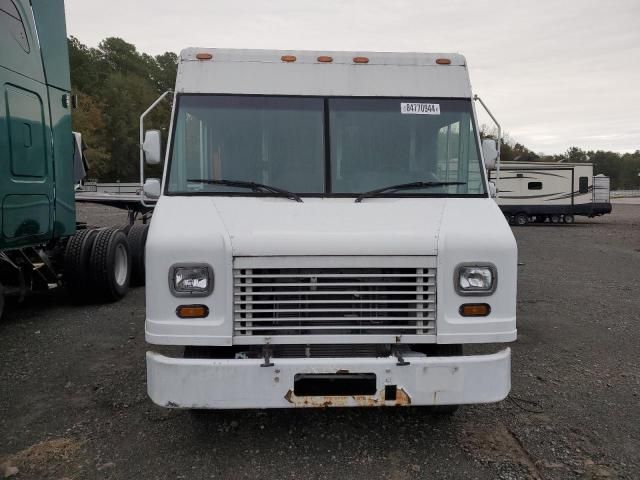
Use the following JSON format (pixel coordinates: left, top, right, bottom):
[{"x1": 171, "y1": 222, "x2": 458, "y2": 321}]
[
  {"x1": 428, "y1": 404, "x2": 460, "y2": 415},
  {"x1": 563, "y1": 214, "x2": 575, "y2": 224},
  {"x1": 0, "y1": 283, "x2": 5, "y2": 320},
  {"x1": 550, "y1": 215, "x2": 561, "y2": 224},
  {"x1": 64, "y1": 228, "x2": 99, "y2": 302},
  {"x1": 117, "y1": 224, "x2": 132, "y2": 235},
  {"x1": 127, "y1": 224, "x2": 149, "y2": 286},
  {"x1": 90, "y1": 228, "x2": 131, "y2": 302},
  {"x1": 514, "y1": 213, "x2": 528, "y2": 226}
]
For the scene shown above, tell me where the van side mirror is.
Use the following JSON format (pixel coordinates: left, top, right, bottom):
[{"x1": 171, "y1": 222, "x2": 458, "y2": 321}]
[
  {"x1": 143, "y1": 178, "x2": 161, "y2": 199},
  {"x1": 143, "y1": 130, "x2": 162, "y2": 165},
  {"x1": 488, "y1": 181, "x2": 497, "y2": 198},
  {"x1": 482, "y1": 139, "x2": 498, "y2": 170}
]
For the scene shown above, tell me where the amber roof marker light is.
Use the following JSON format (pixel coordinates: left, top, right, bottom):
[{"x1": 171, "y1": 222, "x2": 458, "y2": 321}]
[
  {"x1": 353, "y1": 56, "x2": 369, "y2": 64},
  {"x1": 436, "y1": 58, "x2": 452, "y2": 65},
  {"x1": 195, "y1": 52, "x2": 213, "y2": 61},
  {"x1": 281, "y1": 55, "x2": 297, "y2": 63},
  {"x1": 317, "y1": 55, "x2": 333, "y2": 63}
]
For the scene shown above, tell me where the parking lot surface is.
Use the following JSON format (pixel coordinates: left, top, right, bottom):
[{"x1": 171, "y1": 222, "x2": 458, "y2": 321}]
[{"x1": 1, "y1": 203, "x2": 639, "y2": 479}]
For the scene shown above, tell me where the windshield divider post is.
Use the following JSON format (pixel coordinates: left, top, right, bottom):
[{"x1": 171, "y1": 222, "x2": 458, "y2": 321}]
[{"x1": 323, "y1": 98, "x2": 332, "y2": 194}]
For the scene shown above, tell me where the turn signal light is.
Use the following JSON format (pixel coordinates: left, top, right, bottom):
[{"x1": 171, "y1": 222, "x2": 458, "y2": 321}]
[
  {"x1": 176, "y1": 305, "x2": 209, "y2": 318},
  {"x1": 436, "y1": 58, "x2": 451, "y2": 65},
  {"x1": 281, "y1": 55, "x2": 297, "y2": 62},
  {"x1": 459, "y1": 303, "x2": 491, "y2": 317},
  {"x1": 196, "y1": 52, "x2": 213, "y2": 60},
  {"x1": 353, "y1": 56, "x2": 369, "y2": 64}
]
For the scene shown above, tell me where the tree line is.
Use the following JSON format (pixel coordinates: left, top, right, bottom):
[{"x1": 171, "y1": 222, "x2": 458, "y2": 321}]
[
  {"x1": 482, "y1": 127, "x2": 640, "y2": 190},
  {"x1": 69, "y1": 37, "x2": 639, "y2": 189},
  {"x1": 69, "y1": 36, "x2": 176, "y2": 181},
  {"x1": 495, "y1": 139, "x2": 640, "y2": 190}
]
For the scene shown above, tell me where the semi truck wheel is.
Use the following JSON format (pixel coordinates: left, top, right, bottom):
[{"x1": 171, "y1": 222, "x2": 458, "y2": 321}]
[
  {"x1": 550, "y1": 215, "x2": 561, "y2": 224},
  {"x1": 563, "y1": 214, "x2": 575, "y2": 224},
  {"x1": 90, "y1": 228, "x2": 131, "y2": 302},
  {"x1": 116, "y1": 224, "x2": 132, "y2": 235},
  {"x1": 127, "y1": 224, "x2": 149, "y2": 286},
  {"x1": 514, "y1": 213, "x2": 528, "y2": 226},
  {"x1": 64, "y1": 228, "x2": 99, "y2": 302}
]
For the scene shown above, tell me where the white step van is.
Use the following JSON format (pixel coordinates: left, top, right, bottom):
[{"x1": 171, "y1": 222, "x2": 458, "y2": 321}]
[{"x1": 141, "y1": 49, "x2": 517, "y2": 411}]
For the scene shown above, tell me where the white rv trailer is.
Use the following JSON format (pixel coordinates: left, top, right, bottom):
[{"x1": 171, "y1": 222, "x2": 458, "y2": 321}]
[
  {"x1": 490, "y1": 162, "x2": 611, "y2": 225},
  {"x1": 140, "y1": 49, "x2": 517, "y2": 411}
]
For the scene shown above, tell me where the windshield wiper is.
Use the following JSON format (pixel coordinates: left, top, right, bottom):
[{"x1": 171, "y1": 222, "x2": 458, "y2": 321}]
[
  {"x1": 354, "y1": 181, "x2": 466, "y2": 203},
  {"x1": 187, "y1": 179, "x2": 303, "y2": 203}
]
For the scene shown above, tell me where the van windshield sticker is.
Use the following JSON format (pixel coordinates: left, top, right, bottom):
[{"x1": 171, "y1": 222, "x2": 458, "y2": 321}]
[{"x1": 400, "y1": 103, "x2": 440, "y2": 115}]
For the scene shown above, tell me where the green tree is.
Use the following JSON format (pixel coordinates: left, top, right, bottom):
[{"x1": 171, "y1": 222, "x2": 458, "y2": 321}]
[{"x1": 68, "y1": 37, "x2": 176, "y2": 181}]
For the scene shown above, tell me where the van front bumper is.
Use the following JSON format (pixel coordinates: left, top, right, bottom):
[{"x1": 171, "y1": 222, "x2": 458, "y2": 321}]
[{"x1": 146, "y1": 348, "x2": 511, "y2": 409}]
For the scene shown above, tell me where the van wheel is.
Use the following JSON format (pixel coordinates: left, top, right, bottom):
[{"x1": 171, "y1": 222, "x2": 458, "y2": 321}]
[
  {"x1": 64, "y1": 228, "x2": 99, "y2": 302},
  {"x1": 427, "y1": 404, "x2": 459, "y2": 414},
  {"x1": 550, "y1": 215, "x2": 561, "y2": 224},
  {"x1": 128, "y1": 224, "x2": 149, "y2": 286},
  {"x1": 563, "y1": 214, "x2": 575, "y2": 224},
  {"x1": 90, "y1": 228, "x2": 131, "y2": 302},
  {"x1": 514, "y1": 213, "x2": 528, "y2": 226}
]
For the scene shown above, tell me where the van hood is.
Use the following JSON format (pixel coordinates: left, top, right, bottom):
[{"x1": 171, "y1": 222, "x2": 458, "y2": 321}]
[
  {"x1": 210, "y1": 196, "x2": 445, "y2": 256},
  {"x1": 145, "y1": 194, "x2": 518, "y2": 343}
]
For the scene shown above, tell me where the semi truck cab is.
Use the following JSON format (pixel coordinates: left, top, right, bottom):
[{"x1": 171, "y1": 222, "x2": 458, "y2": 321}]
[{"x1": 143, "y1": 49, "x2": 517, "y2": 410}]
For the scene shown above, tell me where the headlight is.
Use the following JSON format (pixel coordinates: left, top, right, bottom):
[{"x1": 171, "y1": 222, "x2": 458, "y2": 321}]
[
  {"x1": 169, "y1": 264, "x2": 214, "y2": 297},
  {"x1": 455, "y1": 264, "x2": 497, "y2": 295}
]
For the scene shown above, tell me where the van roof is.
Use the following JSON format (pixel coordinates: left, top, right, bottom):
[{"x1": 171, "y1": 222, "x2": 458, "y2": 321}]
[
  {"x1": 179, "y1": 48, "x2": 467, "y2": 66},
  {"x1": 175, "y1": 48, "x2": 472, "y2": 98}
]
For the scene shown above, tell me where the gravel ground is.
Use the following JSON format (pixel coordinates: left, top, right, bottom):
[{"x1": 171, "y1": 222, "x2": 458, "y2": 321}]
[{"x1": 1, "y1": 203, "x2": 639, "y2": 480}]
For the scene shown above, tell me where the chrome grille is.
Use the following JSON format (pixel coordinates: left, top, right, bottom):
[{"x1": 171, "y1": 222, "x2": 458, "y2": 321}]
[{"x1": 233, "y1": 257, "x2": 436, "y2": 338}]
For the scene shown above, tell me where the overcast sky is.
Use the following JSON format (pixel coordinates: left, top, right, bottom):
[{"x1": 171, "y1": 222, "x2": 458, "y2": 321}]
[{"x1": 65, "y1": 0, "x2": 639, "y2": 154}]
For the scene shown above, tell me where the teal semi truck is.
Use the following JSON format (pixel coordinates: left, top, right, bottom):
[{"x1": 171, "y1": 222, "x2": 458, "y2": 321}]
[{"x1": 0, "y1": 0, "x2": 148, "y2": 318}]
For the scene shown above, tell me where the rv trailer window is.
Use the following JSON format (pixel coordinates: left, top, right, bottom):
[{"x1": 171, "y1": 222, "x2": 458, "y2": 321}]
[
  {"x1": 579, "y1": 177, "x2": 589, "y2": 194},
  {"x1": 528, "y1": 182, "x2": 543, "y2": 190}
]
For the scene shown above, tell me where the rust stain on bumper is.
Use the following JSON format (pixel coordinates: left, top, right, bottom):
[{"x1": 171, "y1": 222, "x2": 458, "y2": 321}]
[{"x1": 284, "y1": 388, "x2": 411, "y2": 407}]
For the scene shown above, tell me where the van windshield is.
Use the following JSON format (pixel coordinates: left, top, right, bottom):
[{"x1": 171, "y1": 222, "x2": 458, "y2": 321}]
[{"x1": 166, "y1": 95, "x2": 486, "y2": 196}]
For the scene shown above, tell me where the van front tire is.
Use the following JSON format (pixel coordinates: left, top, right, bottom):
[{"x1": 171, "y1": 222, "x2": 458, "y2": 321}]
[
  {"x1": 427, "y1": 404, "x2": 459, "y2": 415},
  {"x1": 0, "y1": 283, "x2": 5, "y2": 320},
  {"x1": 128, "y1": 224, "x2": 149, "y2": 286}
]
